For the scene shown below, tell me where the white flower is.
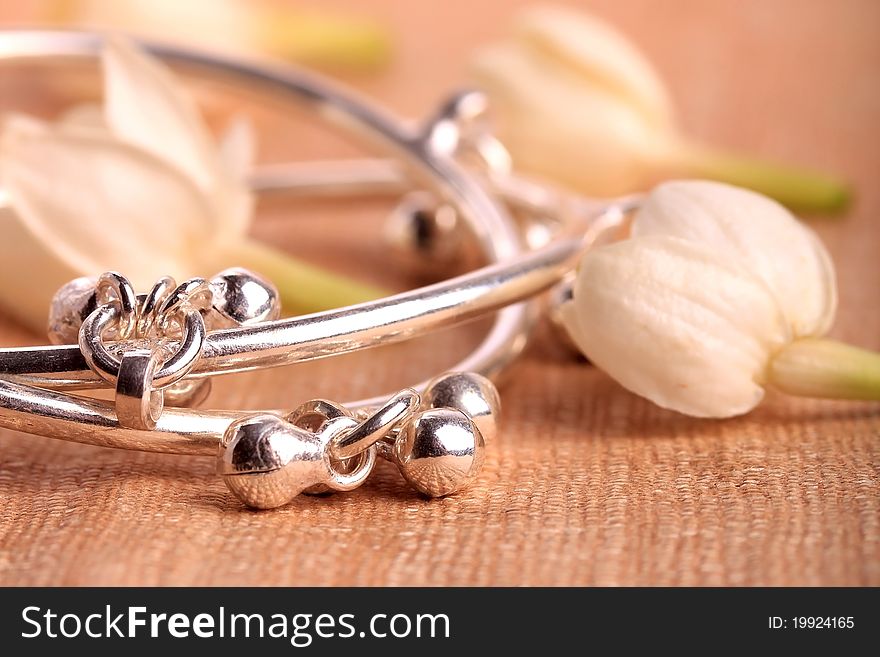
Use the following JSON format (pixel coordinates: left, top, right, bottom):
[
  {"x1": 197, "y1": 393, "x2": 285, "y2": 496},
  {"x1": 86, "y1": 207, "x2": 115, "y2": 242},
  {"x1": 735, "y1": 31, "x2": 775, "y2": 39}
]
[
  {"x1": 0, "y1": 37, "x2": 382, "y2": 332},
  {"x1": 0, "y1": 37, "x2": 250, "y2": 331},
  {"x1": 560, "y1": 180, "x2": 857, "y2": 417},
  {"x1": 471, "y1": 5, "x2": 848, "y2": 212}
]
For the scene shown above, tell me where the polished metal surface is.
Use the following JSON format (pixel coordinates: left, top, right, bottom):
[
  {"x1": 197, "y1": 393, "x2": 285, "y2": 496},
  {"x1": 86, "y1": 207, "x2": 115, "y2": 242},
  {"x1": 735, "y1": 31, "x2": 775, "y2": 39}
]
[
  {"x1": 313, "y1": 416, "x2": 377, "y2": 494},
  {"x1": 219, "y1": 413, "x2": 330, "y2": 509},
  {"x1": 2, "y1": 235, "x2": 587, "y2": 388},
  {"x1": 162, "y1": 376, "x2": 212, "y2": 408},
  {"x1": 286, "y1": 397, "x2": 374, "y2": 495},
  {"x1": 95, "y1": 272, "x2": 139, "y2": 340},
  {"x1": 207, "y1": 268, "x2": 281, "y2": 329},
  {"x1": 329, "y1": 388, "x2": 420, "y2": 460},
  {"x1": 78, "y1": 303, "x2": 206, "y2": 388},
  {"x1": 136, "y1": 276, "x2": 177, "y2": 340},
  {"x1": 391, "y1": 407, "x2": 485, "y2": 498},
  {"x1": 154, "y1": 278, "x2": 213, "y2": 333},
  {"x1": 47, "y1": 276, "x2": 99, "y2": 345},
  {"x1": 218, "y1": 413, "x2": 377, "y2": 508},
  {"x1": 0, "y1": 221, "x2": 621, "y2": 454},
  {"x1": 421, "y1": 371, "x2": 501, "y2": 445},
  {"x1": 383, "y1": 191, "x2": 464, "y2": 275},
  {"x1": 114, "y1": 348, "x2": 165, "y2": 430}
]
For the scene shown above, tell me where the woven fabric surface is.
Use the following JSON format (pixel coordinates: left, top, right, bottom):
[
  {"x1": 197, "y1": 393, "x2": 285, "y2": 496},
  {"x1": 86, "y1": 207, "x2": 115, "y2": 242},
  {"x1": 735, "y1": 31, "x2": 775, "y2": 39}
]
[{"x1": 0, "y1": 0, "x2": 877, "y2": 586}]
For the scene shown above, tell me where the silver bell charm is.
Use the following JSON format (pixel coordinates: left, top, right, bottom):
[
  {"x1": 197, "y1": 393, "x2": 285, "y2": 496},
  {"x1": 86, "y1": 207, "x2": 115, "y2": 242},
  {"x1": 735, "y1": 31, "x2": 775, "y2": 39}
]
[
  {"x1": 162, "y1": 377, "x2": 213, "y2": 408},
  {"x1": 422, "y1": 371, "x2": 501, "y2": 444},
  {"x1": 167, "y1": 268, "x2": 281, "y2": 406},
  {"x1": 383, "y1": 191, "x2": 464, "y2": 276},
  {"x1": 392, "y1": 407, "x2": 485, "y2": 498},
  {"x1": 218, "y1": 413, "x2": 374, "y2": 509},
  {"x1": 47, "y1": 276, "x2": 98, "y2": 345},
  {"x1": 206, "y1": 268, "x2": 280, "y2": 329}
]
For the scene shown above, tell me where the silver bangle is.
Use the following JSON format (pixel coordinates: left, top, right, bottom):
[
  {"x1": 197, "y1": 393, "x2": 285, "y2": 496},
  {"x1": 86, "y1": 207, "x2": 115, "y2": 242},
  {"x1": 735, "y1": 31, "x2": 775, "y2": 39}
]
[{"x1": 0, "y1": 30, "x2": 630, "y2": 508}]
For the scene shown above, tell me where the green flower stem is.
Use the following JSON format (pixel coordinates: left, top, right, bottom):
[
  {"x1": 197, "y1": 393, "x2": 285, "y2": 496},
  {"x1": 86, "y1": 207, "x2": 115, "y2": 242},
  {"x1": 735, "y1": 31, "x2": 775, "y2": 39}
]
[
  {"x1": 768, "y1": 338, "x2": 880, "y2": 400},
  {"x1": 258, "y1": 11, "x2": 391, "y2": 71},
  {"x1": 226, "y1": 238, "x2": 390, "y2": 315},
  {"x1": 670, "y1": 143, "x2": 851, "y2": 214}
]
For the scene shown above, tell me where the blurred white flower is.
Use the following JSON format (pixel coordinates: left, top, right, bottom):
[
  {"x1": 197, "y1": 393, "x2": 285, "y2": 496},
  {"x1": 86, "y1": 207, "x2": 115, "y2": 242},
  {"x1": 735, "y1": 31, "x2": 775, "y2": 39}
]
[
  {"x1": 0, "y1": 37, "x2": 382, "y2": 332},
  {"x1": 472, "y1": 5, "x2": 849, "y2": 212},
  {"x1": 561, "y1": 180, "x2": 878, "y2": 417}
]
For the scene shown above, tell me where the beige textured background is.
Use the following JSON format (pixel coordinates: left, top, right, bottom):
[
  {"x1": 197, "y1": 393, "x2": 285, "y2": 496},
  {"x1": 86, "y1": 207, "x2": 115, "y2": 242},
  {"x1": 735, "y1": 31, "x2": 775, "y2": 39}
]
[{"x1": 0, "y1": 0, "x2": 878, "y2": 585}]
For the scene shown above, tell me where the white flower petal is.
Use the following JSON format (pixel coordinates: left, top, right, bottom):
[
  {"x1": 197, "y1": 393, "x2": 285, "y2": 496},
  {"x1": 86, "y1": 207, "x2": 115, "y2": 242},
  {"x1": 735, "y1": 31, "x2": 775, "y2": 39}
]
[
  {"x1": 632, "y1": 180, "x2": 837, "y2": 336},
  {"x1": 0, "y1": 206, "x2": 80, "y2": 332},
  {"x1": 0, "y1": 115, "x2": 211, "y2": 290},
  {"x1": 564, "y1": 235, "x2": 791, "y2": 417},
  {"x1": 218, "y1": 116, "x2": 256, "y2": 181},
  {"x1": 215, "y1": 179, "x2": 254, "y2": 242},
  {"x1": 102, "y1": 36, "x2": 221, "y2": 193},
  {"x1": 58, "y1": 0, "x2": 260, "y2": 57},
  {"x1": 210, "y1": 118, "x2": 255, "y2": 241},
  {"x1": 472, "y1": 43, "x2": 669, "y2": 195},
  {"x1": 59, "y1": 102, "x2": 108, "y2": 134},
  {"x1": 513, "y1": 5, "x2": 674, "y2": 129}
]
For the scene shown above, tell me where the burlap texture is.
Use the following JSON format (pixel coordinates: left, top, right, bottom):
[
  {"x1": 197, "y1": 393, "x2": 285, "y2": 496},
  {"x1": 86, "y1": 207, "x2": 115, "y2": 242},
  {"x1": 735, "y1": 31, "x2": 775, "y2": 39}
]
[{"x1": 0, "y1": 0, "x2": 877, "y2": 585}]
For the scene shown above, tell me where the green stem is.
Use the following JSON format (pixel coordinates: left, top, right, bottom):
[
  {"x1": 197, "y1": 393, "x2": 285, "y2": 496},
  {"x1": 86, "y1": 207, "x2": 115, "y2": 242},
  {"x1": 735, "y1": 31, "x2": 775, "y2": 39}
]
[
  {"x1": 221, "y1": 238, "x2": 390, "y2": 315},
  {"x1": 768, "y1": 338, "x2": 880, "y2": 400},
  {"x1": 257, "y1": 11, "x2": 391, "y2": 71},
  {"x1": 669, "y1": 142, "x2": 851, "y2": 214}
]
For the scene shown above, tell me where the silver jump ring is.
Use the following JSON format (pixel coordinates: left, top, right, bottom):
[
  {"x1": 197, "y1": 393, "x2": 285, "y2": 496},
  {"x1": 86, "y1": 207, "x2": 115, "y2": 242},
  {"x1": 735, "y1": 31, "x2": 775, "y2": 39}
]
[
  {"x1": 152, "y1": 311, "x2": 207, "y2": 387},
  {"x1": 96, "y1": 271, "x2": 138, "y2": 340},
  {"x1": 329, "y1": 388, "x2": 421, "y2": 460},
  {"x1": 287, "y1": 401, "x2": 378, "y2": 494},
  {"x1": 319, "y1": 416, "x2": 377, "y2": 492},
  {"x1": 78, "y1": 304, "x2": 125, "y2": 385},
  {"x1": 137, "y1": 276, "x2": 176, "y2": 339},
  {"x1": 287, "y1": 399, "x2": 352, "y2": 431},
  {"x1": 115, "y1": 349, "x2": 165, "y2": 430},
  {"x1": 156, "y1": 278, "x2": 213, "y2": 334},
  {"x1": 79, "y1": 304, "x2": 207, "y2": 389}
]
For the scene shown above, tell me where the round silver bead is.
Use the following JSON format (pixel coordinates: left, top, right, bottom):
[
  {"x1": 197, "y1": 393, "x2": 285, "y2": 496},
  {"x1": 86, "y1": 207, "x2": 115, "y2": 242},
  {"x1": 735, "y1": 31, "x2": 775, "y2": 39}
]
[
  {"x1": 47, "y1": 276, "x2": 98, "y2": 345},
  {"x1": 383, "y1": 191, "x2": 463, "y2": 275},
  {"x1": 422, "y1": 372, "x2": 500, "y2": 444},
  {"x1": 163, "y1": 377, "x2": 212, "y2": 408},
  {"x1": 207, "y1": 268, "x2": 280, "y2": 329},
  {"x1": 393, "y1": 408, "x2": 485, "y2": 498}
]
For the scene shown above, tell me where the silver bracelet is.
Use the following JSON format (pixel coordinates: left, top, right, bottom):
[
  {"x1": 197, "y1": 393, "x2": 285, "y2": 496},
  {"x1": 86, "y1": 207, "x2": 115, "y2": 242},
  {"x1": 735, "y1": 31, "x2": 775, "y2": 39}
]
[{"x1": 0, "y1": 31, "x2": 631, "y2": 509}]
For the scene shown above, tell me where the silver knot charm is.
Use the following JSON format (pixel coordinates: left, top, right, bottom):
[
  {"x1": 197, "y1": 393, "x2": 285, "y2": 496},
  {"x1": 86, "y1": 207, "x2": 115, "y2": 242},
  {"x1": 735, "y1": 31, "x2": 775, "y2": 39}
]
[{"x1": 218, "y1": 412, "x2": 375, "y2": 509}]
